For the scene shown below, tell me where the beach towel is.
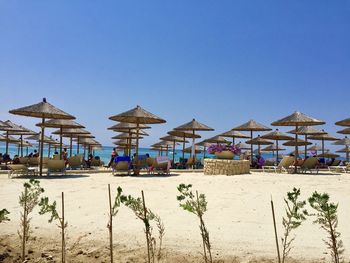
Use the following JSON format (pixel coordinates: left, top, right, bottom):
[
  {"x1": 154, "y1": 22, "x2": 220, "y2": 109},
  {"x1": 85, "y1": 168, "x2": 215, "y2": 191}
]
[
  {"x1": 156, "y1": 156, "x2": 171, "y2": 170},
  {"x1": 138, "y1": 154, "x2": 148, "y2": 161},
  {"x1": 114, "y1": 156, "x2": 131, "y2": 165}
]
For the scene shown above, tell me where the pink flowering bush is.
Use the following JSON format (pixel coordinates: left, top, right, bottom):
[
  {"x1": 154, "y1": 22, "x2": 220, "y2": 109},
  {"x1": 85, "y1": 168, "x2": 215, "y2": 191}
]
[{"x1": 207, "y1": 144, "x2": 241, "y2": 155}]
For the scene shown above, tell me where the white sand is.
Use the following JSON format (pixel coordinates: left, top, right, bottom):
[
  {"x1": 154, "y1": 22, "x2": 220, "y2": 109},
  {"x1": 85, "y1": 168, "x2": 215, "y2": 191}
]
[{"x1": 1, "y1": 171, "x2": 350, "y2": 262}]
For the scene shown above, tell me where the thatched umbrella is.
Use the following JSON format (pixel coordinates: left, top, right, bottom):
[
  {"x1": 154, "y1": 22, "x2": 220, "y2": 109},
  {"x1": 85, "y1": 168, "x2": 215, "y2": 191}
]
[
  {"x1": 112, "y1": 133, "x2": 144, "y2": 140},
  {"x1": 1, "y1": 120, "x2": 25, "y2": 155},
  {"x1": 52, "y1": 128, "x2": 90, "y2": 157},
  {"x1": 235, "y1": 141, "x2": 251, "y2": 150},
  {"x1": 0, "y1": 134, "x2": 20, "y2": 154},
  {"x1": 109, "y1": 106, "x2": 166, "y2": 161},
  {"x1": 7, "y1": 124, "x2": 37, "y2": 157},
  {"x1": 160, "y1": 135, "x2": 188, "y2": 165},
  {"x1": 288, "y1": 126, "x2": 326, "y2": 157},
  {"x1": 174, "y1": 119, "x2": 214, "y2": 159},
  {"x1": 167, "y1": 130, "x2": 201, "y2": 159},
  {"x1": 337, "y1": 128, "x2": 350, "y2": 135},
  {"x1": 308, "y1": 131, "x2": 338, "y2": 157},
  {"x1": 336, "y1": 147, "x2": 350, "y2": 162},
  {"x1": 72, "y1": 134, "x2": 95, "y2": 158},
  {"x1": 271, "y1": 111, "x2": 325, "y2": 173},
  {"x1": 78, "y1": 138, "x2": 101, "y2": 156},
  {"x1": 261, "y1": 144, "x2": 286, "y2": 154},
  {"x1": 335, "y1": 118, "x2": 350, "y2": 127},
  {"x1": 333, "y1": 137, "x2": 350, "y2": 162},
  {"x1": 220, "y1": 130, "x2": 249, "y2": 145},
  {"x1": 36, "y1": 119, "x2": 84, "y2": 159},
  {"x1": 232, "y1": 120, "x2": 272, "y2": 162},
  {"x1": 317, "y1": 152, "x2": 339, "y2": 159},
  {"x1": 204, "y1": 135, "x2": 229, "y2": 144},
  {"x1": 183, "y1": 145, "x2": 203, "y2": 154},
  {"x1": 9, "y1": 98, "x2": 75, "y2": 175},
  {"x1": 196, "y1": 141, "x2": 211, "y2": 158},
  {"x1": 283, "y1": 139, "x2": 312, "y2": 147},
  {"x1": 261, "y1": 129, "x2": 293, "y2": 163},
  {"x1": 151, "y1": 141, "x2": 173, "y2": 156},
  {"x1": 25, "y1": 133, "x2": 58, "y2": 157},
  {"x1": 246, "y1": 135, "x2": 273, "y2": 155}
]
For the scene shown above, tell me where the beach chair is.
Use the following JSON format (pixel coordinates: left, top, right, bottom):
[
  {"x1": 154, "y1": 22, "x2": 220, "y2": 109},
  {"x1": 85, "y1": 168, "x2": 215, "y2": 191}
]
[
  {"x1": 327, "y1": 160, "x2": 341, "y2": 172},
  {"x1": 186, "y1": 157, "x2": 196, "y2": 169},
  {"x1": 28, "y1": 157, "x2": 39, "y2": 167},
  {"x1": 90, "y1": 158, "x2": 101, "y2": 168},
  {"x1": 153, "y1": 156, "x2": 170, "y2": 175},
  {"x1": 112, "y1": 156, "x2": 131, "y2": 176},
  {"x1": 47, "y1": 160, "x2": 66, "y2": 176},
  {"x1": 146, "y1": 157, "x2": 155, "y2": 174},
  {"x1": 40, "y1": 157, "x2": 50, "y2": 168},
  {"x1": 7, "y1": 164, "x2": 30, "y2": 178},
  {"x1": 68, "y1": 155, "x2": 83, "y2": 170},
  {"x1": 19, "y1": 157, "x2": 29, "y2": 166},
  {"x1": 298, "y1": 157, "x2": 319, "y2": 174},
  {"x1": 262, "y1": 156, "x2": 294, "y2": 173},
  {"x1": 329, "y1": 163, "x2": 350, "y2": 173}
]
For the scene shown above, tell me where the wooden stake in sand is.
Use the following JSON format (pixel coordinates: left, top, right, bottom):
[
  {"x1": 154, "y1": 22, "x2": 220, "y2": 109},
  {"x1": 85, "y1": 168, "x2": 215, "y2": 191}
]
[
  {"x1": 270, "y1": 196, "x2": 281, "y2": 263},
  {"x1": 108, "y1": 184, "x2": 114, "y2": 263},
  {"x1": 141, "y1": 190, "x2": 151, "y2": 263}
]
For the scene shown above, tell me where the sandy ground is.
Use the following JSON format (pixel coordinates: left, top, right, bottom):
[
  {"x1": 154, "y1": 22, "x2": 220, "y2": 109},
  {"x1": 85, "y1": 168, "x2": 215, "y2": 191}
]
[{"x1": 0, "y1": 170, "x2": 350, "y2": 263}]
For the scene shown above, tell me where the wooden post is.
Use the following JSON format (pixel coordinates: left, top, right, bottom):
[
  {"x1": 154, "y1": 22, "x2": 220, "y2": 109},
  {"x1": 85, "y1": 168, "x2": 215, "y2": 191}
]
[
  {"x1": 271, "y1": 197, "x2": 281, "y2": 263},
  {"x1": 172, "y1": 140, "x2": 176, "y2": 168},
  {"x1": 5, "y1": 131, "x2": 9, "y2": 155},
  {"x1": 20, "y1": 135, "x2": 23, "y2": 157},
  {"x1": 250, "y1": 130, "x2": 253, "y2": 165},
  {"x1": 39, "y1": 117, "x2": 45, "y2": 176},
  {"x1": 62, "y1": 192, "x2": 65, "y2": 263},
  {"x1": 141, "y1": 190, "x2": 151, "y2": 263},
  {"x1": 108, "y1": 184, "x2": 113, "y2": 263},
  {"x1": 69, "y1": 135, "x2": 73, "y2": 157},
  {"x1": 304, "y1": 134, "x2": 308, "y2": 158},
  {"x1": 22, "y1": 187, "x2": 28, "y2": 261},
  {"x1": 294, "y1": 125, "x2": 298, "y2": 173},
  {"x1": 60, "y1": 127, "x2": 63, "y2": 160}
]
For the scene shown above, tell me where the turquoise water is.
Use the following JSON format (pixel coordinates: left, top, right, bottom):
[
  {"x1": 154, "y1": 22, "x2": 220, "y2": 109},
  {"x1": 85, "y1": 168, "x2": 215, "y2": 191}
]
[{"x1": 1, "y1": 144, "x2": 344, "y2": 164}]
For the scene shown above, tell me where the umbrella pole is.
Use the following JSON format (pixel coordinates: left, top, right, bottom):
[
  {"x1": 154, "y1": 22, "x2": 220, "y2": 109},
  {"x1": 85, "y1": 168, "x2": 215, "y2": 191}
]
[
  {"x1": 346, "y1": 146, "x2": 349, "y2": 163},
  {"x1": 232, "y1": 137, "x2": 235, "y2": 146},
  {"x1": 26, "y1": 146, "x2": 28, "y2": 156},
  {"x1": 204, "y1": 146, "x2": 206, "y2": 159},
  {"x1": 39, "y1": 117, "x2": 45, "y2": 176},
  {"x1": 258, "y1": 144, "x2": 261, "y2": 155},
  {"x1": 135, "y1": 123, "x2": 140, "y2": 169},
  {"x1": 83, "y1": 145, "x2": 86, "y2": 159},
  {"x1": 48, "y1": 144, "x2": 51, "y2": 157},
  {"x1": 172, "y1": 141, "x2": 175, "y2": 167},
  {"x1": 305, "y1": 135, "x2": 308, "y2": 158},
  {"x1": 250, "y1": 130, "x2": 253, "y2": 165},
  {"x1": 17, "y1": 144, "x2": 20, "y2": 156},
  {"x1": 128, "y1": 130, "x2": 132, "y2": 157},
  {"x1": 322, "y1": 139, "x2": 325, "y2": 157},
  {"x1": 60, "y1": 127, "x2": 63, "y2": 160},
  {"x1": 5, "y1": 131, "x2": 9, "y2": 155},
  {"x1": 20, "y1": 135, "x2": 23, "y2": 157},
  {"x1": 276, "y1": 140, "x2": 279, "y2": 165},
  {"x1": 294, "y1": 125, "x2": 298, "y2": 174},
  {"x1": 77, "y1": 137, "x2": 80, "y2": 154},
  {"x1": 166, "y1": 145, "x2": 169, "y2": 156},
  {"x1": 69, "y1": 135, "x2": 73, "y2": 157},
  {"x1": 182, "y1": 135, "x2": 185, "y2": 160}
]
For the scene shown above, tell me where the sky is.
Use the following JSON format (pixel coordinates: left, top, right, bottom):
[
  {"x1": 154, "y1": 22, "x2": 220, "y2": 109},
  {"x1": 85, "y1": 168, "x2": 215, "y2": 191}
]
[{"x1": 0, "y1": 1, "x2": 349, "y2": 151}]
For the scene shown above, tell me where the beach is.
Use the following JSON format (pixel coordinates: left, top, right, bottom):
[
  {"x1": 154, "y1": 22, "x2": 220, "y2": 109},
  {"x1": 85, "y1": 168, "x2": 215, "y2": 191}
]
[{"x1": 1, "y1": 171, "x2": 349, "y2": 262}]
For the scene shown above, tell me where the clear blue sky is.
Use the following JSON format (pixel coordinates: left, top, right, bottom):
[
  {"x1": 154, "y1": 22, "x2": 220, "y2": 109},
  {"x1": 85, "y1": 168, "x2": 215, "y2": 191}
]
[{"x1": 0, "y1": 1, "x2": 349, "y2": 149}]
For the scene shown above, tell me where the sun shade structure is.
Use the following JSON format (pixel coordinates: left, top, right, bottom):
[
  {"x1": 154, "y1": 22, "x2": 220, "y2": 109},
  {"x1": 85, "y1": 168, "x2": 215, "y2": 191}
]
[
  {"x1": 167, "y1": 130, "x2": 201, "y2": 159},
  {"x1": 283, "y1": 139, "x2": 312, "y2": 147},
  {"x1": 337, "y1": 128, "x2": 350, "y2": 135},
  {"x1": 333, "y1": 136, "x2": 350, "y2": 162},
  {"x1": 174, "y1": 118, "x2": 214, "y2": 159},
  {"x1": 335, "y1": 118, "x2": 350, "y2": 127},
  {"x1": 109, "y1": 105, "x2": 166, "y2": 161},
  {"x1": 183, "y1": 145, "x2": 202, "y2": 154},
  {"x1": 160, "y1": 135, "x2": 188, "y2": 165},
  {"x1": 36, "y1": 119, "x2": 84, "y2": 159},
  {"x1": 246, "y1": 135, "x2": 273, "y2": 155},
  {"x1": 235, "y1": 141, "x2": 251, "y2": 150},
  {"x1": 112, "y1": 133, "x2": 144, "y2": 140},
  {"x1": 220, "y1": 130, "x2": 250, "y2": 145},
  {"x1": 1, "y1": 120, "x2": 26, "y2": 154},
  {"x1": 317, "y1": 152, "x2": 339, "y2": 159},
  {"x1": 336, "y1": 147, "x2": 350, "y2": 161},
  {"x1": 108, "y1": 122, "x2": 151, "y2": 131},
  {"x1": 288, "y1": 126, "x2": 327, "y2": 158},
  {"x1": 151, "y1": 141, "x2": 174, "y2": 156},
  {"x1": 261, "y1": 144, "x2": 286, "y2": 152},
  {"x1": 308, "y1": 131, "x2": 338, "y2": 157},
  {"x1": 204, "y1": 135, "x2": 229, "y2": 144},
  {"x1": 9, "y1": 98, "x2": 75, "y2": 175},
  {"x1": 260, "y1": 129, "x2": 293, "y2": 163},
  {"x1": 53, "y1": 128, "x2": 90, "y2": 157},
  {"x1": 271, "y1": 111, "x2": 325, "y2": 173},
  {"x1": 196, "y1": 141, "x2": 211, "y2": 158},
  {"x1": 232, "y1": 120, "x2": 271, "y2": 163}
]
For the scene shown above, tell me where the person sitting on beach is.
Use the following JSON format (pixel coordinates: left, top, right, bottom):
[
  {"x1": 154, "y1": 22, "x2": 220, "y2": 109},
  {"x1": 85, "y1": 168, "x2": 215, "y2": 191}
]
[
  {"x1": 33, "y1": 150, "x2": 39, "y2": 158},
  {"x1": 61, "y1": 148, "x2": 68, "y2": 160},
  {"x1": 12, "y1": 155, "x2": 20, "y2": 164},
  {"x1": 254, "y1": 155, "x2": 265, "y2": 169},
  {"x1": 108, "y1": 148, "x2": 118, "y2": 168},
  {"x1": 3, "y1": 153, "x2": 11, "y2": 163},
  {"x1": 0, "y1": 153, "x2": 3, "y2": 164}
]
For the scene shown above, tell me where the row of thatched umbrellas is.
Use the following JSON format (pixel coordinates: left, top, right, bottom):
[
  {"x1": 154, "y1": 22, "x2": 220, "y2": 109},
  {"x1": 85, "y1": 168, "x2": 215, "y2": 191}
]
[
  {"x1": 106, "y1": 107, "x2": 350, "y2": 172},
  {"x1": 2, "y1": 98, "x2": 102, "y2": 175}
]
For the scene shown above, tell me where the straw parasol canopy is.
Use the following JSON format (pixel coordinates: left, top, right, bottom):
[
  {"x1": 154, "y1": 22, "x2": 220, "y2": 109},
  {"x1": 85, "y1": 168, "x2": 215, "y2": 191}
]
[
  {"x1": 235, "y1": 141, "x2": 251, "y2": 150},
  {"x1": 333, "y1": 136, "x2": 350, "y2": 162},
  {"x1": 335, "y1": 118, "x2": 350, "y2": 127},
  {"x1": 271, "y1": 111, "x2": 325, "y2": 172},
  {"x1": 317, "y1": 152, "x2": 339, "y2": 159},
  {"x1": 261, "y1": 144, "x2": 286, "y2": 152},
  {"x1": 260, "y1": 129, "x2": 293, "y2": 163},
  {"x1": 9, "y1": 98, "x2": 75, "y2": 175},
  {"x1": 183, "y1": 145, "x2": 202, "y2": 154},
  {"x1": 0, "y1": 121, "x2": 9, "y2": 130},
  {"x1": 196, "y1": 141, "x2": 211, "y2": 158},
  {"x1": 53, "y1": 128, "x2": 90, "y2": 157},
  {"x1": 204, "y1": 135, "x2": 229, "y2": 144},
  {"x1": 232, "y1": 120, "x2": 272, "y2": 162},
  {"x1": 167, "y1": 130, "x2": 201, "y2": 159},
  {"x1": 151, "y1": 141, "x2": 174, "y2": 156},
  {"x1": 337, "y1": 128, "x2": 350, "y2": 135},
  {"x1": 283, "y1": 139, "x2": 312, "y2": 147},
  {"x1": 160, "y1": 135, "x2": 188, "y2": 165},
  {"x1": 1, "y1": 120, "x2": 26, "y2": 154},
  {"x1": 174, "y1": 119, "x2": 214, "y2": 159},
  {"x1": 113, "y1": 139, "x2": 136, "y2": 147},
  {"x1": 108, "y1": 122, "x2": 151, "y2": 131},
  {"x1": 308, "y1": 131, "x2": 338, "y2": 156},
  {"x1": 336, "y1": 147, "x2": 350, "y2": 161},
  {"x1": 0, "y1": 134, "x2": 20, "y2": 143},
  {"x1": 36, "y1": 119, "x2": 84, "y2": 159},
  {"x1": 112, "y1": 133, "x2": 144, "y2": 140},
  {"x1": 220, "y1": 130, "x2": 250, "y2": 145},
  {"x1": 246, "y1": 135, "x2": 273, "y2": 155},
  {"x1": 109, "y1": 106, "x2": 166, "y2": 161}
]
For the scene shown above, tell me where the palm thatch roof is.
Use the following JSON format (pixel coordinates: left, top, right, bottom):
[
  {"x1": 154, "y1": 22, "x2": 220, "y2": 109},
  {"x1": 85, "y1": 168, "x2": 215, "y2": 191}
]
[
  {"x1": 232, "y1": 120, "x2": 271, "y2": 132},
  {"x1": 337, "y1": 128, "x2": 350, "y2": 135},
  {"x1": 52, "y1": 128, "x2": 90, "y2": 136},
  {"x1": 287, "y1": 126, "x2": 326, "y2": 135},
  {"x1": 260, "y1": 129, "x2": 293, "y2": 141},
  {"x1": 261, "y1": 144, "x2": 286, "y2": 152},
  {"x1": 167, "y1": 130, "x2": 201, "y2": 138},
  {"x1": 107, "y1": 122, "x2": 151, "y2": 131},
  {"x1": 336, "y1": 147, "x2": 350, "y2": 153},
  {"x1": 183, "y1": 145, "x2": 203, "y2": 154},
  {"x1": 220, "y1": 130, "x2": 249, "y2": 138},
  {"x1": 271, "y1": 111, "x2": 325, "y2": 126},
  {"x1": 174, "y1": 119, "x2": 214, "y2": 131},
  {"x1": 246, "y1": 135, "x2": 273, "y2": 145},
  {"x1": 109, "y1": 105, "x2": 166, "y2": 124},
  {"x1": 36, "y1": 119, "x2": 84, "y2": 129},
  {"x1": 308, "y1": 132, "x2": 338, "y2": 141},
  {"x1": 283, "y1": 139, "x2": 312, "y2": 146},
  {"x1": 160, "y1": 135, "x2": 188, "y2": 143},
  {"x1": 9, "y1": 98, "x2": 75, "y2": 120},
  {"x1": 333, "y1": 137, "x2": 350, "y2": 146},
  {"x1": 112, "y1": 133, "x2": 143, "y2": 140},
  {"x1": 204, "y1": 136, "x2": 229, "y2": 144},
  {"x1": 335, "y1": 118, "x2": 350, "y2": 127}
]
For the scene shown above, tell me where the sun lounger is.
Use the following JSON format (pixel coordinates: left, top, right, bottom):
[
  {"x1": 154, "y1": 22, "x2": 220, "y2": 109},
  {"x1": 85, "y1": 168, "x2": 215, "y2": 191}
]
[
  {"x1": 47, "y1": 160, "x2": 66, "y2": 176},
  {"x1": 112, "y1": 156, "x2": 131, "y2": 175},
  {"x1": 90, "y1": 158, "x2": 101, "y2": 168},
  {"x1": 329, "y1": 163, "x2": 350, "y2": 173},
  {"x1": 262, "y1": 156, "x2": 294, "y2": 173},
  {"x1": 68, "y1": 156, "x2": 83, "y2": 170},
  {"x1": 7, "y1": 164, "x2": 31, "y2": 178},
  {"x1": 153, "y1": 156, "x2": 170, "y2": 175},
  {"x1": 28, "y1": 157, "x2": 39, "y2": 167},
  {"x1": 19, "y1": 157, "x2": 29, "y2": 165},
  {"x1": 298, "y1": 157, "x2": 319, "y2": 174}
]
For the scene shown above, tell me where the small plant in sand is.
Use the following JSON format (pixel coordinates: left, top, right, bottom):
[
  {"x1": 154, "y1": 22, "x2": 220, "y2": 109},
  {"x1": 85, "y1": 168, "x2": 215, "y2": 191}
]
[
  {"x1": 177, "y1": 184, "x2": 212, "y2": 263},
  {"x1": 0, "y1": 209, "x2": 10, "y2": 223},
  {"x1": 308, "y1": 191, "x2": 344, "y2": 263},
  {"x1": 107, "y1": 184, "x2": 123, "y2": 263},
  {"x1": 39, "y1": 192, "x2": 67, "y2": 263},
  {"x1": 18, "y1": 179, "x2": 45, "y2": 261},
  {"x1": 121, "y1": 191, "x2": 165, "y2": 263},
  {"x1": 280, "y1": 188, "x2": 308, "y2": 263}
]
